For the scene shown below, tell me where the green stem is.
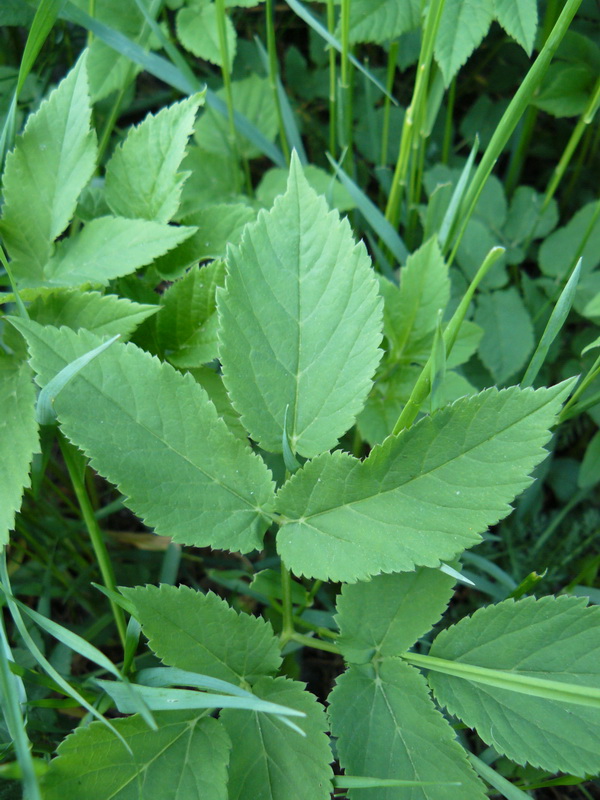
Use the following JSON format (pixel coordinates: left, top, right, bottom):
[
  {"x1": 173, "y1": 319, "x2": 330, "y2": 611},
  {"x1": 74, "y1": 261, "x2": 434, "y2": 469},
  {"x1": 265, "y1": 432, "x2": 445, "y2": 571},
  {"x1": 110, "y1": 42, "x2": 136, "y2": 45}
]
[
  {"x1": 280, "y1": 562, "x2": 294, "y2": 643},
  {"x1": 441, "y1": 77, "x2": 456, "y2": 164},
  {"x1": 290, "y1": 632, "x2": 341, "y2": 655},
  {"x1": 392, "y1": 246, "x2": 504, "y2": 434},
  {"x1": 215, "y1": 0, "x2": 241, "y2": 191},
  {"x1": 504, "y1": 105, "x2": 538, "y2": 198},
  {"x1": 266, "y1": 0, "x2": 290, "y2": 163},
  {"x1": 559, "y1": 352, "x2": 600, "y2": 422},
  {"x1": 326, "y1": 0, "x2": 337, "y2": 157},
  {"x1": 59, "y1": 436, "x2": 127, "y2": 650},
  {"x1": 448, "y1": 0, "x2": 583, "y2": 265},
  {"x1": 385, "y1": 0, "x2": 446, "y2": 227},
  {"x1": 531, "y1": 487, "x2": 590, "y2": 556},
  {"x1": 380, "y1": 41, "x2": 399, "y2": 166}
]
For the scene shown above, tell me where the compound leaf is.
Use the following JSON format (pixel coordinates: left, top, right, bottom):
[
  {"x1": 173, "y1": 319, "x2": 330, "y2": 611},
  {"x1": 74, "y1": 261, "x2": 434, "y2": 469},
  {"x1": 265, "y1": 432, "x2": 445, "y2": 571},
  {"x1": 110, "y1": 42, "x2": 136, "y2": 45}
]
[
  {"x1": 11, "y1": 319, "x2": 275, "y2": 553},
  {"x1": 0, "y1": 356, "x2": 39, "y2": 544},
  {"x1": 494, "y1": 0, "x2": 538, "y2": 54},
  {"x1": 0, "y1": 53, "x2": 96, "y2": 282},
  {"x1": 336, "y1": 569, "x2": 456, "y2": 664},
  {"x1": 220, "y1": 676, "x2": 333, "y2": 800},
  {"x1": 329, "y1": 660, "x2": 487, "y2": 800},
  {"x1": 105, "y1": 94, "x2": 204, "y2": 223},
  {"x1": 218, "y1": 152, "x2": 382, "y2": 458},
  {"x1": 428, "y1": 595, "x2": 600, "y2": 776},
  {"x1": 276, "y1": 383, "x2": 571, "y2": 582},
  {"x1": 43, "y1": 712, "x2": 230, "y2": 800},
  {"x1": 346, "y1": 0, "x2": 421, "y2": 45},
  {"x1": 122, "y1": 584, "x2": 281, "y2": 685}
]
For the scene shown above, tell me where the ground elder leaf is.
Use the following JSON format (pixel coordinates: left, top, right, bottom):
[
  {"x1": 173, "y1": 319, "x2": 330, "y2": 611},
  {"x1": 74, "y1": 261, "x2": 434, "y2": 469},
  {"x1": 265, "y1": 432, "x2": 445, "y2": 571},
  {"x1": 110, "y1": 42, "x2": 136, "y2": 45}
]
[
  {"x1": 329, "y1": 660, "x2": 487, "y2": 800},
  {"x1": 494, "y1": 0, "x2": 537, "y2": 54},
  {"x1": 0, "y1": 53, "x2": 96, "y2": 282},
  {"x1": 428, "y1": 596, "x2": 600, "y2": 776},
  {"x1": 177, "y1": 4, "x2": 236, "y2": 71},
  {"x1": 434, "y1": 0, "x2": 494, "y2": 85},
  {"x1": 11, "y1": 319, "x2": 275, "y2": 553},
  {"x1": 275, "y1": 383, "x2": 571, "y2": 582},
  {"x1": 220, "y1": 676, "x2": 333, "y2": 800},
  {"x1": 43, "y1": 712, "x2": 230, "y2": 800},
  {"x1": 336, "y1": 569, "x2": 456, "y2": 664},
  {"x1": 475, "y1": 288, "x2": 534, "y2": 384},
  {"x1": 0, "y1": 356, "x2": 39, "y2": 544},
  {"x1": 104, "y1": 94, "x2": 204, "y2": 223},
  {"x1": 346, "y1": 0, "x2": 421, "y2": 45},
  {"x1": 218, "y1": 152, "x2": 382, "y2": 458},
  {"x1": 122, "y1": 585, "x2": 281, "y2": 684}
]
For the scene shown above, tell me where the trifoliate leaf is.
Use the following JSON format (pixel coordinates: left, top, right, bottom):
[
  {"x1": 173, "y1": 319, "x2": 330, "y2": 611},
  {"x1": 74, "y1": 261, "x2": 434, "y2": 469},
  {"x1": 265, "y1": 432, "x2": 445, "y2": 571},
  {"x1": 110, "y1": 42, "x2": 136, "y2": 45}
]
[
  {"x1": 276, "y1": 383, "x2": 572, "y2": 582},
  {"x1": 122, "y1": 585, "x2": 281, "y2": 684},
  {"x1": 11, "y1": 319, "x2": 276, "y2": 553},
  {"x1": 218, "y1": 152, "x2": 382, "y2": 458},
  {"x1": 428, "y1": 596, "x2": 600, "y2": 776}
]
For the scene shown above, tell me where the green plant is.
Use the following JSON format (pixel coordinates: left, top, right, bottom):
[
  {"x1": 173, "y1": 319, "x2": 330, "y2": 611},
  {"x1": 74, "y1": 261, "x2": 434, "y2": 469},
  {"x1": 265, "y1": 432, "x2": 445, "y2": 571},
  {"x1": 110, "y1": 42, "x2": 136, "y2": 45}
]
[{"x1": 1, "y1": 1, "x2": 600, "y2": 798}]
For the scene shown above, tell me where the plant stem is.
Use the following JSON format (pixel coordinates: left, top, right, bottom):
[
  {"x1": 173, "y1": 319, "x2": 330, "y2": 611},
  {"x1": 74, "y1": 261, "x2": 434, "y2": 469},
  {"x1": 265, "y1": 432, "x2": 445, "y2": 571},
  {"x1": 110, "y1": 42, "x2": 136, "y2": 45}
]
[
  {"x1": 59, "y1": 436, "x2": 127, "y2": 650},
  {"x1": 380, "y1": 41, "x2": 398, "y2": 166},
  {"x1": 392, "y1": 246, "x2": 504, "y2": 434},
  {"x1": 215, "y1": 0, "x2": 241, "y2": 191},
  {"x1": 385, "y1": 0, "x2": 446, "y2": 227},
  {"x1": 280, "y1": 561, "x2": 294, "y2": 643},
  {"x1": 326, "y1": 0, "x2": 337, "y2": 157},
  {"x1": 290, "y1": 632, "x2": 341, "y2": 655},
  {"x1": 448, "y1": 0, "x2": 583, "y2": 265},
  {"x1": 441, "y1": 77, "x2": 455, "y2": 164},
  {"x1": 531, "y1": 488, "x2": 590, "y2": 556},
  {"x1": 266, "y1": 0, "x2": 290, "y2": 163}
]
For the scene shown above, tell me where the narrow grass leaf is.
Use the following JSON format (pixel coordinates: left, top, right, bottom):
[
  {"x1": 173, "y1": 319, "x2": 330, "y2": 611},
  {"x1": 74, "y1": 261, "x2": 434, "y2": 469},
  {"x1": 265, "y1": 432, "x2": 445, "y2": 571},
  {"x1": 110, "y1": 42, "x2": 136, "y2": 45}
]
[
  {"x1": 43, "y1": 713, "x2": 231, "y2": 800},
  {"x1": 11, "y1": 320, "x2": 276, "y2": 553},
  {"x1": 428, "y1": 595, "x2": 600, "y2": 776},
  {"x1": 521, "y1": 258, "x2": 582, "y2": 387},
  {"x1": 467, "y1": 753, "x2": 533, "y2": 800},
  {"x1": 276, "y1": 383, "x2": 571, "y2": 582},
  {"x1": 122, "y1": 585, "x2": 282, "y2": 684},
  {"x1": 220, "y1": 676, "x2": 333, "y2": 800},
  {"x1": 0, "y1": 53, "x2": 96, "y2": 282},
  {"x1": 218, "y1": 153, "x2": 383, "y2": 458},
  {"x1": 329, "y1": 660, "x2": 487, "y2": 800},
  {"x1": 439, "y1": 137, "x2": 478, "y2": 250},
  {"x1": 336, "y1": 568, "x2": 455, "y2": 664},
  {"x1": 0, "y1": 357, "x2": 39, "y2": 543}
]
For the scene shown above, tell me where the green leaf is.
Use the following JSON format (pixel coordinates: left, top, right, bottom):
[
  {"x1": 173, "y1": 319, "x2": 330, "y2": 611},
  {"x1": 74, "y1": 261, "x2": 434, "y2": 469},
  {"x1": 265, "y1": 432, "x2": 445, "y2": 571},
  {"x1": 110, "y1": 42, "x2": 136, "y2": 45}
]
[
  {"x1": 28, "y1": 289, "x2": 158, "y2": 339},
  {"x1": 177, "y1": 146, "x2": 243, "y2": 216},
  {"x1": 121, "y1": 584, "x2": 282, "y2": 684},
  {"x1": 43, "y1": 713, "x2": 230, "y2": 800},
  {"x1": 0, "y1": 53, "x2": 96, "y2": 282},
  {"x1": 220, "y1": 676, "x2": 333, "y2": 800},
  {"x1": 40, "y1": 217, "x2": 195, "y2": 288},
  {"x1": 379, "y1": 239, "x2": 450, "y2": 361},
  {"x1": 177, "y1": 4, "x2": 236, "y2": 71},
  {"x1": 504, "y1": 186, "x2": 558, "y2": 248},
  {"x1": 256, "y1": 165, "x2": 355, "y2": 213},
  {"x1": 0, "y1": 356, "x2": 39, "y2": 543},
  {"x1": 11, "y1": 319, "x2": 276, "y2": 553},
  {"x1": 195, "y1": 74, "x2": 278, "y2": 160},
  {"x1": 539, "y1": 200, "x2": 600, "y2": 277},
  {"x1": 435, "y1": 0, "x2": 494, "y2": 84},
  {"x1": 188, "y1": 367, "x2": 247, "y2": 440},
  {"x1": 475, "y1": 288, "x2": 534, "y2": 383},
  {"x1": 336, "y1": 569, "x2": 456, "y2": 664},
  {"x1": 218, "y1": 153, "x2": 382, "y2": 458},
  {"x1": 428, "y1": 595, "x2": 600, "y2": 776},
  {"x1": 156, "y1": 261, "x2": 226, "y2": 366},
  {"x1": 104, "y1": 94, "x2": 204, "y2": 223},
  {"x1": 494, "y1": 0, "x2": 537, "y2": 54},
  {"x1": 579, "y1": 430, "x2": 600, "y2": 488},
  {"x1": 533, "y1": 63, "x2": 596, "y2": 118},
  {"x1": 346, "y1": 0, "x2": 421, "y2": 45},
  {"x1": 275, "y1": 383, "x2": 571, "y2": 582},
  {"x1": 329, "y1": 660, "x2": 487, "y2": 800}
]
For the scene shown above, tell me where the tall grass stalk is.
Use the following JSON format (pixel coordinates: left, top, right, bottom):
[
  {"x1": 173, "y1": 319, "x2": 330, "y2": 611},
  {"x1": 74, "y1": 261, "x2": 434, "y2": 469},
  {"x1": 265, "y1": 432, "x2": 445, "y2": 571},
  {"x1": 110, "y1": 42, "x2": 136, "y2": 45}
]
[
  {"x1": 266, "y1": 0, "x2": 290, "y2": 164},
  {"x1": 214, "y1": 0, "x2": 242, "y2": 191},
  {"x1": 326, "y1": 0, "x2": 337, "y2": 157}
]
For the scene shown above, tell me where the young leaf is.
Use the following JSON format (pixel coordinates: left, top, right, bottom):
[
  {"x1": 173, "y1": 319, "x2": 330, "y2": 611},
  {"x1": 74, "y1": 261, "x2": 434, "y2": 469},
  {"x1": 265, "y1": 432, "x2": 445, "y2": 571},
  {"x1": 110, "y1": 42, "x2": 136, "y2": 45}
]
[
  {"x1": 10, "y1": 319, "x2": 276, "y2": 553},
  {"x1": 346, "y1": 0, "x2": 421, "y2": 45},
  {"x1": 43, "y1": 713, "x2": 230, "y2": 800},
  {"x1": 329, "y1": 660, "x2": 487, "y2": 800},
  {"x1": 336, "y1": 569, "x2": 456, "y2": 664},
  {"x1": 435, "y1": 0, "x2": 494, "y2": 85},
  {"x1": 28, "y1": 289, "x2": 158, "y2": 339},
  {"x1": 177, "y1": 3, "x2": 237, "y2": 70},
  {"x1": 220, "y1": 676, "x2": 333, "y2": 800},
  {"x1": 104, "y1": 94, "x2": 204, "y2": 223},
  {"x1": 379, "y1": 238, "x2": 450, "y2": 361},
  {"x1": 0, "y1": 356, "x2": 39, "y2": 543},
  {"x1": 0, "y1": 53, "x2": 96, "y2": 281},
  {"x1": 276, "y1": 383, "x2": 571, "y2": 582},
  {"x1": 475, "y1": 288, "x2": 534, "y2": 383},
  {"x1": 121, "y1": 585, "x2": 282, "y2": 684},
  {"x1": 41, "y1": 217, "x2": 195, "y2": 288},
  {"x1": 494, "y1": 0, "x2": 538, "y2": 54},
  {"x1": 428, "y1": 595, "x2": 600, "y2": 776},
  {"x1": 218, "y1": 152, "x2": 383, "y2": 458}
]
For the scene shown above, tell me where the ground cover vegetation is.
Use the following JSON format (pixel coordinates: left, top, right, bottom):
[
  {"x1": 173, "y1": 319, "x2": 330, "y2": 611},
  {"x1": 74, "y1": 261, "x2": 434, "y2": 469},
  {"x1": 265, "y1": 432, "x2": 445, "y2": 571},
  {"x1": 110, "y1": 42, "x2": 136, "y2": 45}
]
[{"x1": 0, "y1": 0, "x2": 599, "y2": 798}]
